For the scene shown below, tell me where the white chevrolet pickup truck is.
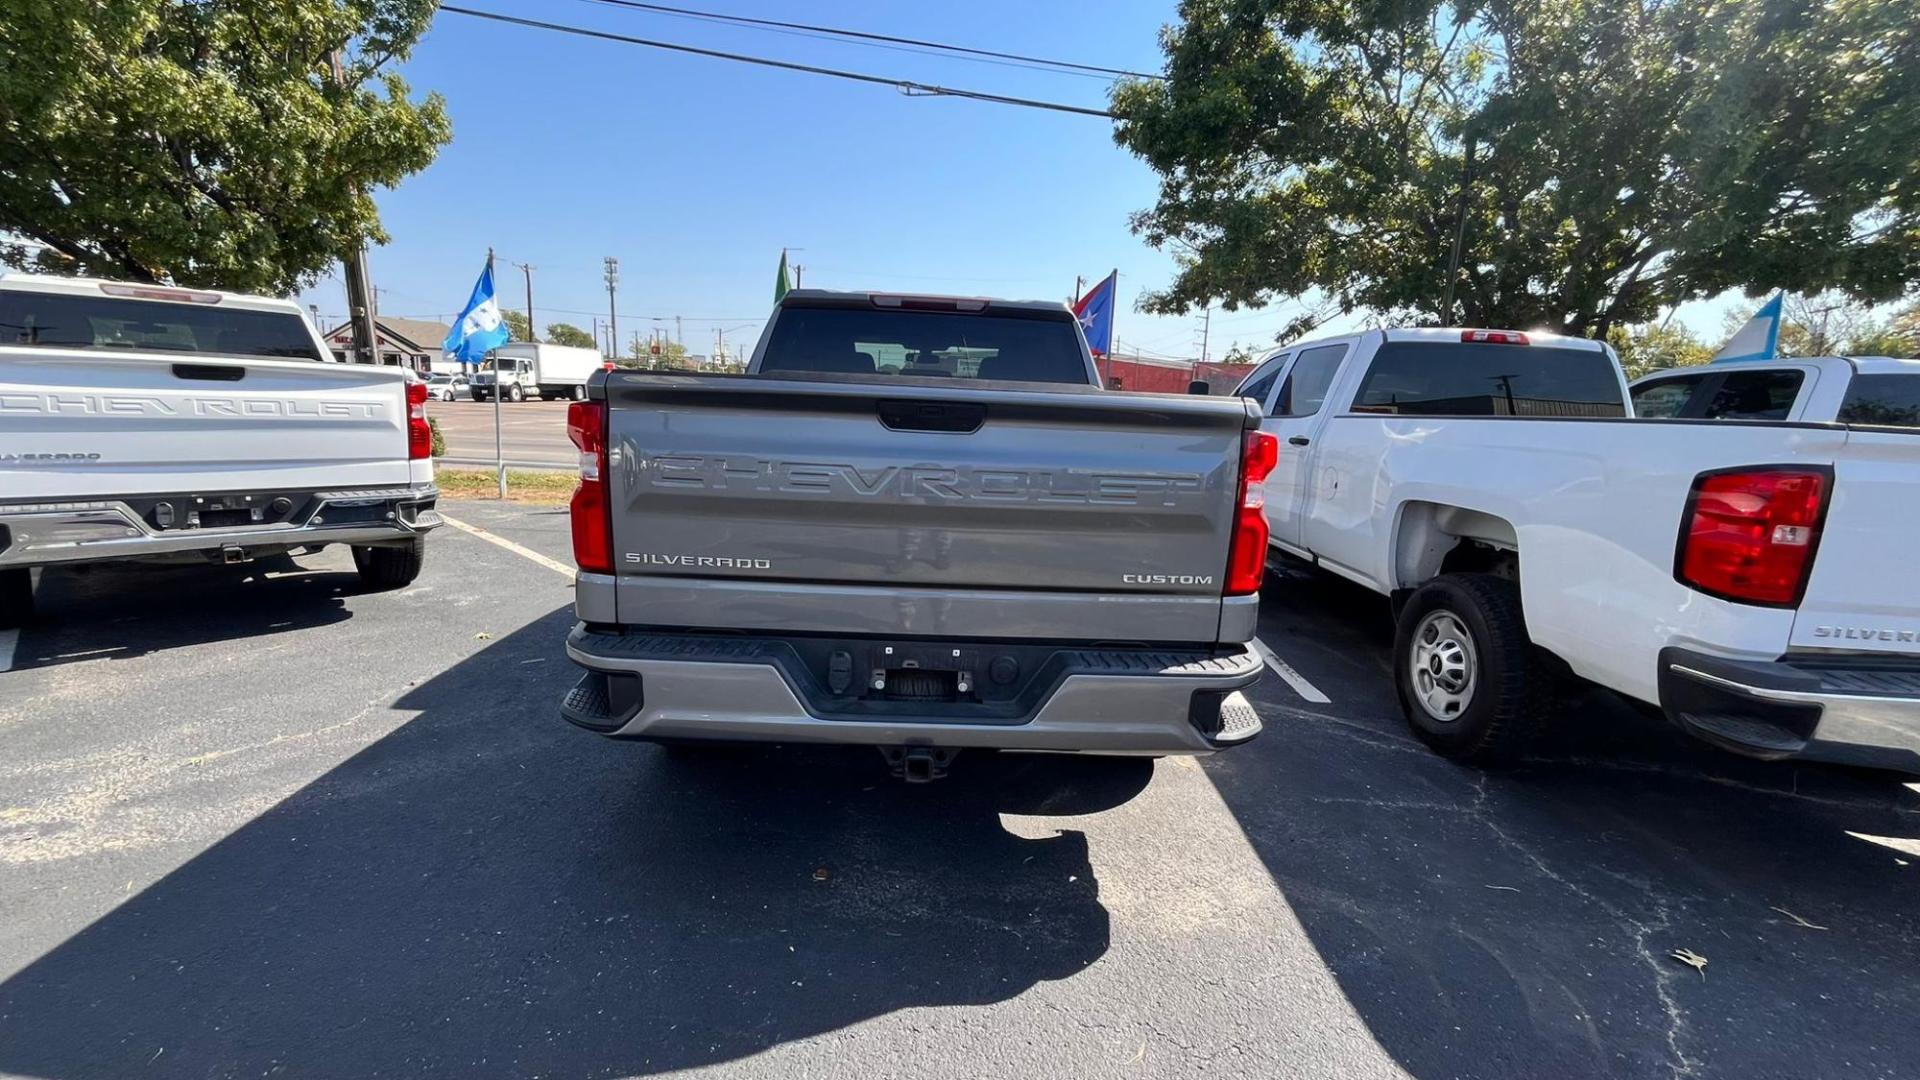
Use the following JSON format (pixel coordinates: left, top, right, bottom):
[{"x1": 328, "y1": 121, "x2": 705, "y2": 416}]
[
  {"x1": 0, "y1": 274, "x2": 441, "y2": 627},
  {"x1": 1236, "y1": 328, "x2": 1920, "y2": 772}
]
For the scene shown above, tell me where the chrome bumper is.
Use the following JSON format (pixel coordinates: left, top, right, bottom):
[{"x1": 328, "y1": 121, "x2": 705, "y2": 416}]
[
  {"x1": 1659, "y1": 647, "x2": 1920, "y2": 772},
  {"x1": 0, "y1": 485, "x2": 441, "y2": 568},
  {"x1": 563, "y1": 625, "x2": 1265, "y2": 754}
]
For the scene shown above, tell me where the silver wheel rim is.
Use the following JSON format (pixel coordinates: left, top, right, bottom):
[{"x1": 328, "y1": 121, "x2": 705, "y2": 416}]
[{"x1": 1410, "y1": 609, "x2": 1477, "y2": 723}]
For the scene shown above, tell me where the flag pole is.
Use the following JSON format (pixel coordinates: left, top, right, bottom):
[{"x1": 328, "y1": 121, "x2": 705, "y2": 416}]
[
  {"x1": 489, "y1": 247, "x2": 505, "y2": 499},
  {"x1": 1107, "y1": 269, "x2": 1118, "y2": 388}
]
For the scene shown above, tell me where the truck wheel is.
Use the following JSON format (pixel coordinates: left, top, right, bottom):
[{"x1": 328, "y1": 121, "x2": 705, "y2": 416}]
[
  {"x1": 571, "y1": 384, "x2": 587, "y2": 401},
  {"x1": 0, "y1": 567, "x2": 33, "y2": 630},
  {"x1": 351, "y1": 537, "x2": 426, "y2": 590},
  {"x1": 1394, "y1": 573, "x2": 1549, "y2": 764},
  {"x1": 507, "y1": 384, "x2": 525, "y2": 403}
]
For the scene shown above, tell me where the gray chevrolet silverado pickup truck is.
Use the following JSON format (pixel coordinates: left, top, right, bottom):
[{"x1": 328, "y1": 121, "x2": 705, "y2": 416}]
[{"x1": 558, "y1": 289, "x2": 1275, "y2": 779}]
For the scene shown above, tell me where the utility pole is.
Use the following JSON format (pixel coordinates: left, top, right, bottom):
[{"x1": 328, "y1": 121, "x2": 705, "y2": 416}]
[
  {"x1": 604, "y1": 256, "x2": 620, "y2": 363},
  {"x1": 630, "y1": 330, "x2": 642, "y2": 365},
  {"x1": 674, "y1": 314, "x2": 683, "y2": 349},
  {"x1": 330, "y1": 50, "x2": 380, "y2": 366},
  {"x1": 793, "y1": 263, "x2": 805, "y2": 288},
  {"x1": 512, "y1": 261, "x2": 535, "y2": 343},
  {"x1": 1199, "y1": 307, "x2": 1213, "y2": 365},
  {"x1": 1073, "y1": 276, "x2": 1086, "y2": 305}
]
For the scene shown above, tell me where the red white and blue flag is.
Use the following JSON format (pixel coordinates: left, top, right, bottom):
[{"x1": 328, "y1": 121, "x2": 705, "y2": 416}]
[{"x1": 1073, "y1": 270, "x2": 1117, "y2": 358}]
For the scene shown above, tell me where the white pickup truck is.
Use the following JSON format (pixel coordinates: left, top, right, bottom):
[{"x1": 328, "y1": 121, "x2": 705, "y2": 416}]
[
  {"x1": 1236, "y1": 328, "x2": 1920, "y2": 772},
  {"x1": 0, "y1": 274, "x2": 441, "y2": 628},
  {"x1": 1630, "y1": 355, "x2": 1920, "y2": 426}
]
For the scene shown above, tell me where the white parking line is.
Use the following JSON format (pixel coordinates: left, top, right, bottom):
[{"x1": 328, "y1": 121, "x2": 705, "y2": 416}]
[
  {"x1": 439, "y1": 514, "x2": 577, "y2": 579},
  {"x1": 1249, "y1": 636, "x2": 1332, "y2": 704},
  {"x1": 0, "y1": 629, "x2": 18, "y2": 674}
]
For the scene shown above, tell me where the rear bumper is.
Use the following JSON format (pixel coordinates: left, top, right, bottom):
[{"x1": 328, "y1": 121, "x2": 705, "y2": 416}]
[
  {"x1": 0, "y1": 484, "x2": 440, "y2": 568},
  {"x1": 563, "y1": 625, "x2": 1265, "y2": 754},
  {"x1": 1659, "y1": 647, "x2": 1920, "y2": 772}
]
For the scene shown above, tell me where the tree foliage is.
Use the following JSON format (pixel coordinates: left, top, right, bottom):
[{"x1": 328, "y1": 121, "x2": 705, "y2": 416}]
[
  {"x1": 545, "y1": 322, "x2": 596, "y2": 349},
  {"x1": 0, "y1": 1, "x2": 450, "y2": 295},
  {"x1": 501, "y1": 308, "x2": 533, "y2": 342},
  {"x1": 1606, "y1": 323, "x2": 1714, "y2": 379},
  {"x1": 1114, "y1": 0, "x2": 1920, "y2": 339}
]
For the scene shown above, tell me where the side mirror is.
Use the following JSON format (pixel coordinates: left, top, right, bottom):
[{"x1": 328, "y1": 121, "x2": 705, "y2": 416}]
[{"x1": 1187, "y1": 379, "x2": 1210, "y2": 395}]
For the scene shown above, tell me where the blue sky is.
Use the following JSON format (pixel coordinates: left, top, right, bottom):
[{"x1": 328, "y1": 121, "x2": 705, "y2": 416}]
[{"x1": 303, "y1": 0, "x2": 1740, "y2": 359}]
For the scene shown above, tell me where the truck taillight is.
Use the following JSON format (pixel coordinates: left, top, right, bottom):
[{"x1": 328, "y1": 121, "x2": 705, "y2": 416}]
[
  {"x1": 1225, "y1": 430, "x2": 1279, "y2": 595},
  {"x1": 406, "y1": 380, "x2": 432, "y2": 460},
  {"x1": 1677, "y1": 467, "x2": 1829, "y2": 607},
  {"x1": 567, "y1": 399, "x2": 613, "y2": 573}
]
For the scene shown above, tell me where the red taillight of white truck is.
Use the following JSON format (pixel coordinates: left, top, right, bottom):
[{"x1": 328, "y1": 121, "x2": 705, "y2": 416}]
[
  {"x1": 1677, "y1": 467, "x2": 1830, "y2": 607},
  {"x1": 1225, "y1": 430, "x2": 1280, "y2": 595},
  {"x1": 566, "y1": 399, "x2": 613, "y2": 573},
  {"x1": 406, "y1": 380, "x2": 432, "y2": 460}
]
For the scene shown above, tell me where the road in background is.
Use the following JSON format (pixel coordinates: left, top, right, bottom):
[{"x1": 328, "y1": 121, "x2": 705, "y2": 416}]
[
  {"x1": 429, "y1": 398, "x2": 574, "y2": 470},
  {"x1": 1, "y1": 506, "x2": 1916, "y2": 1078}
]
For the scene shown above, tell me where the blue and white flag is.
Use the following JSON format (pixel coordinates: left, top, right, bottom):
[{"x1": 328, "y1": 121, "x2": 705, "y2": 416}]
[
  {"x1": 1073, "y1": 270, "x2": 1117, "y2": 357},
  {"x1": 444, "y1": 260, "x2": 511, "y2": 366},
  {"x1": 1712, "y1": 291, "x2": 1784, "y2": 363}
]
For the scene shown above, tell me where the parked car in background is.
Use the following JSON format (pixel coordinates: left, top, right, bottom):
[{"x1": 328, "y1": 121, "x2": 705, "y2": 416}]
[
  {"x1": 469, "y1": 342, "x2": 602, "y2": 402},
  {"x1": 1630, "y1": 356, "x2": 1920, "y2": 427},
  {"x1": 0, "y1": 274, "x2": 441, "y2": 628},
  {"x1": 561, "y1": 289, "x2": 1272, "y2": 779},
  {"x1": 425, "y1": 371, "x2": 469, "y2": 402},
  {"x1": 1234, "y1": 328, "x2": 1920, "y2": 772}
]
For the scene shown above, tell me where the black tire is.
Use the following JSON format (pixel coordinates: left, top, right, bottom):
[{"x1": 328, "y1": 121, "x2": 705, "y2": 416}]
[
  {"x1": 571, "y1": 384, "x2": 587, "y2": 401},
  {"x1": 351, "y1": 537, "x2": 426, "y2": 590},
  {"x1": 0, "y1": 567, "x2": 33, "y2": 630},
  {"x1": 1393, "y1": 573, "x2": 1551, "y2": 764},
  {"x1": 507, "y1": 384, "x2": 525, "y2": 403}
]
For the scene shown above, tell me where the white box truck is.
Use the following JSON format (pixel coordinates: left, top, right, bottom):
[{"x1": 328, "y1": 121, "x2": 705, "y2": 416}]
[{"x1": 470, "y1": 343, "x2": 604, "y2": 402}]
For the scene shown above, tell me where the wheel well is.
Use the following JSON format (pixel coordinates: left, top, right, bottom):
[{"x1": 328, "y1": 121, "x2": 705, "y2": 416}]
[{"x1": 1393, "y1": 501, "x2": 1519, "y2": 592}]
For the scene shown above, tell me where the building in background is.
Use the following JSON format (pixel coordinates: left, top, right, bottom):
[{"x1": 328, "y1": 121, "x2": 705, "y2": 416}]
[
  {"x1": 321, "y1": 316, "x2": 452, "y2": 371},
  {"x1": 1096, "y1": 351, "x2": 1256, "y2": 394}
]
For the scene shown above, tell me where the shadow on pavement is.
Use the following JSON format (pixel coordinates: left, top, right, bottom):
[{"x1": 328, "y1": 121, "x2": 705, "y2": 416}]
[
  {"x1": 1214, "y1": 567, "x2": 1920, "y2": 1078},
  {"x1": 0, "y1": 607, "x2": 1147, "y2": 1077},
  {"x1": 9, "y1": 559, "x2": 357, "y2": 672}
]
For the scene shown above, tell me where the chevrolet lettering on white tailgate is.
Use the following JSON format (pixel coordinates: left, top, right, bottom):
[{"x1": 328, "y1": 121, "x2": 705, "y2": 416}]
[
  {"x1": 1235, "y1": 328, "x2": 1920, "y2": 772},
  {"x1": 0, "y1": 274, "x2": 441, "y2": 628}
]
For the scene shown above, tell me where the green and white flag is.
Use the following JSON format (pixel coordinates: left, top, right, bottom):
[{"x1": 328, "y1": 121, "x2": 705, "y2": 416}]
[{"x1": 775, "y1": 249, "x2": 792, "y2": 303}]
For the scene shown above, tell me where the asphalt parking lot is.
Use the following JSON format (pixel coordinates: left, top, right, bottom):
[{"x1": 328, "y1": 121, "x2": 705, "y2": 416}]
[
  {"x1": 3, "y1": 500, "x2": 1917, "y2": 1079},
  {"x1": 430, "y1": 398, "x2": 576, "y2": 470}
]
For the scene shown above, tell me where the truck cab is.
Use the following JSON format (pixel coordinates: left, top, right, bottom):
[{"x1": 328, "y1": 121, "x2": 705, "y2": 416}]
[{"x1": 1629, "y1": 356, "x2": 1920, "y2": 426}]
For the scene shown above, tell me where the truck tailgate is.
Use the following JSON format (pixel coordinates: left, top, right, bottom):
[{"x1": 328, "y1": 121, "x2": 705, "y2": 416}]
[
  {"x1": 602, "y1": 375, "x2": 1255, "y2": 642},
  {"x1": 1, "y1": 349, "x2": 414, "y2": 500},
  {"x1": 1790, "y1": 429, "x2": 1920, "y2": 656}
]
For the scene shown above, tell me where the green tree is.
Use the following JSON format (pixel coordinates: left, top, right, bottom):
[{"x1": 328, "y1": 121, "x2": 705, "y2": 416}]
[
  {"x1": 1113, "y1": 0, "x2": 1920, "y2": 340},
  {"x1": 545, "y1": 322, "x2": 596, "y2": 349},
  {"x1": 621, "y1": 337, "x2": 692, "y2": 369},
  {"x1": 1606, "y1": 323, "x2": 1714, "y2": 379},
  {"x1": 501, "y1": 309, "x2": 534, "y2": 343},
  {"x1": 0, "y1": 1, "x2": 449, "y2": 294}
]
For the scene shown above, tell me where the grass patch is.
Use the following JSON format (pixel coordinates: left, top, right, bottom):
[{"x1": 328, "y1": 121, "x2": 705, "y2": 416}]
[{"x1": 436, "y1": 467, "x2": 577, "y2": 505}]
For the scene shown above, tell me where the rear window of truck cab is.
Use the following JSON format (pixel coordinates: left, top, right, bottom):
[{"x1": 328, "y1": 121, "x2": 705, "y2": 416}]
[
  {"x1": 758, "y1": 306, "x2": 1090, "y2": 384},
  {"x1": 0, "y1": 290, "x2": 322, "y2": 361},
  {"x1": 1352, "y1": 341, "x2": 1626, "y2": 417},
  {"x1": 1838, "y1": 374, "x2": 1920, "y2": 429}
]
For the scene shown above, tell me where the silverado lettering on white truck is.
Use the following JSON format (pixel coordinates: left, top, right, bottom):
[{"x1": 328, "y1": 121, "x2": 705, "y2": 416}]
[
  {"x1": 1236, "y1": 327, "x2": 1920, "y2": 773},
  {"x1": 559, "y1": 289, "x2": 1275, "y2": 780},
  {"x1": 0, "y1": 274, "x2": 441, "y2": 629}
]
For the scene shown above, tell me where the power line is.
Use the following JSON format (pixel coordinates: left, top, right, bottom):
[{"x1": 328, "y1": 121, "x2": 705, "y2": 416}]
[
  {"x1": 438, "y1": 6, "x2": 1117, "y2": 119},
  {"x1": 569, "y1": 0, "x2": 1164, "y2": 82}
]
